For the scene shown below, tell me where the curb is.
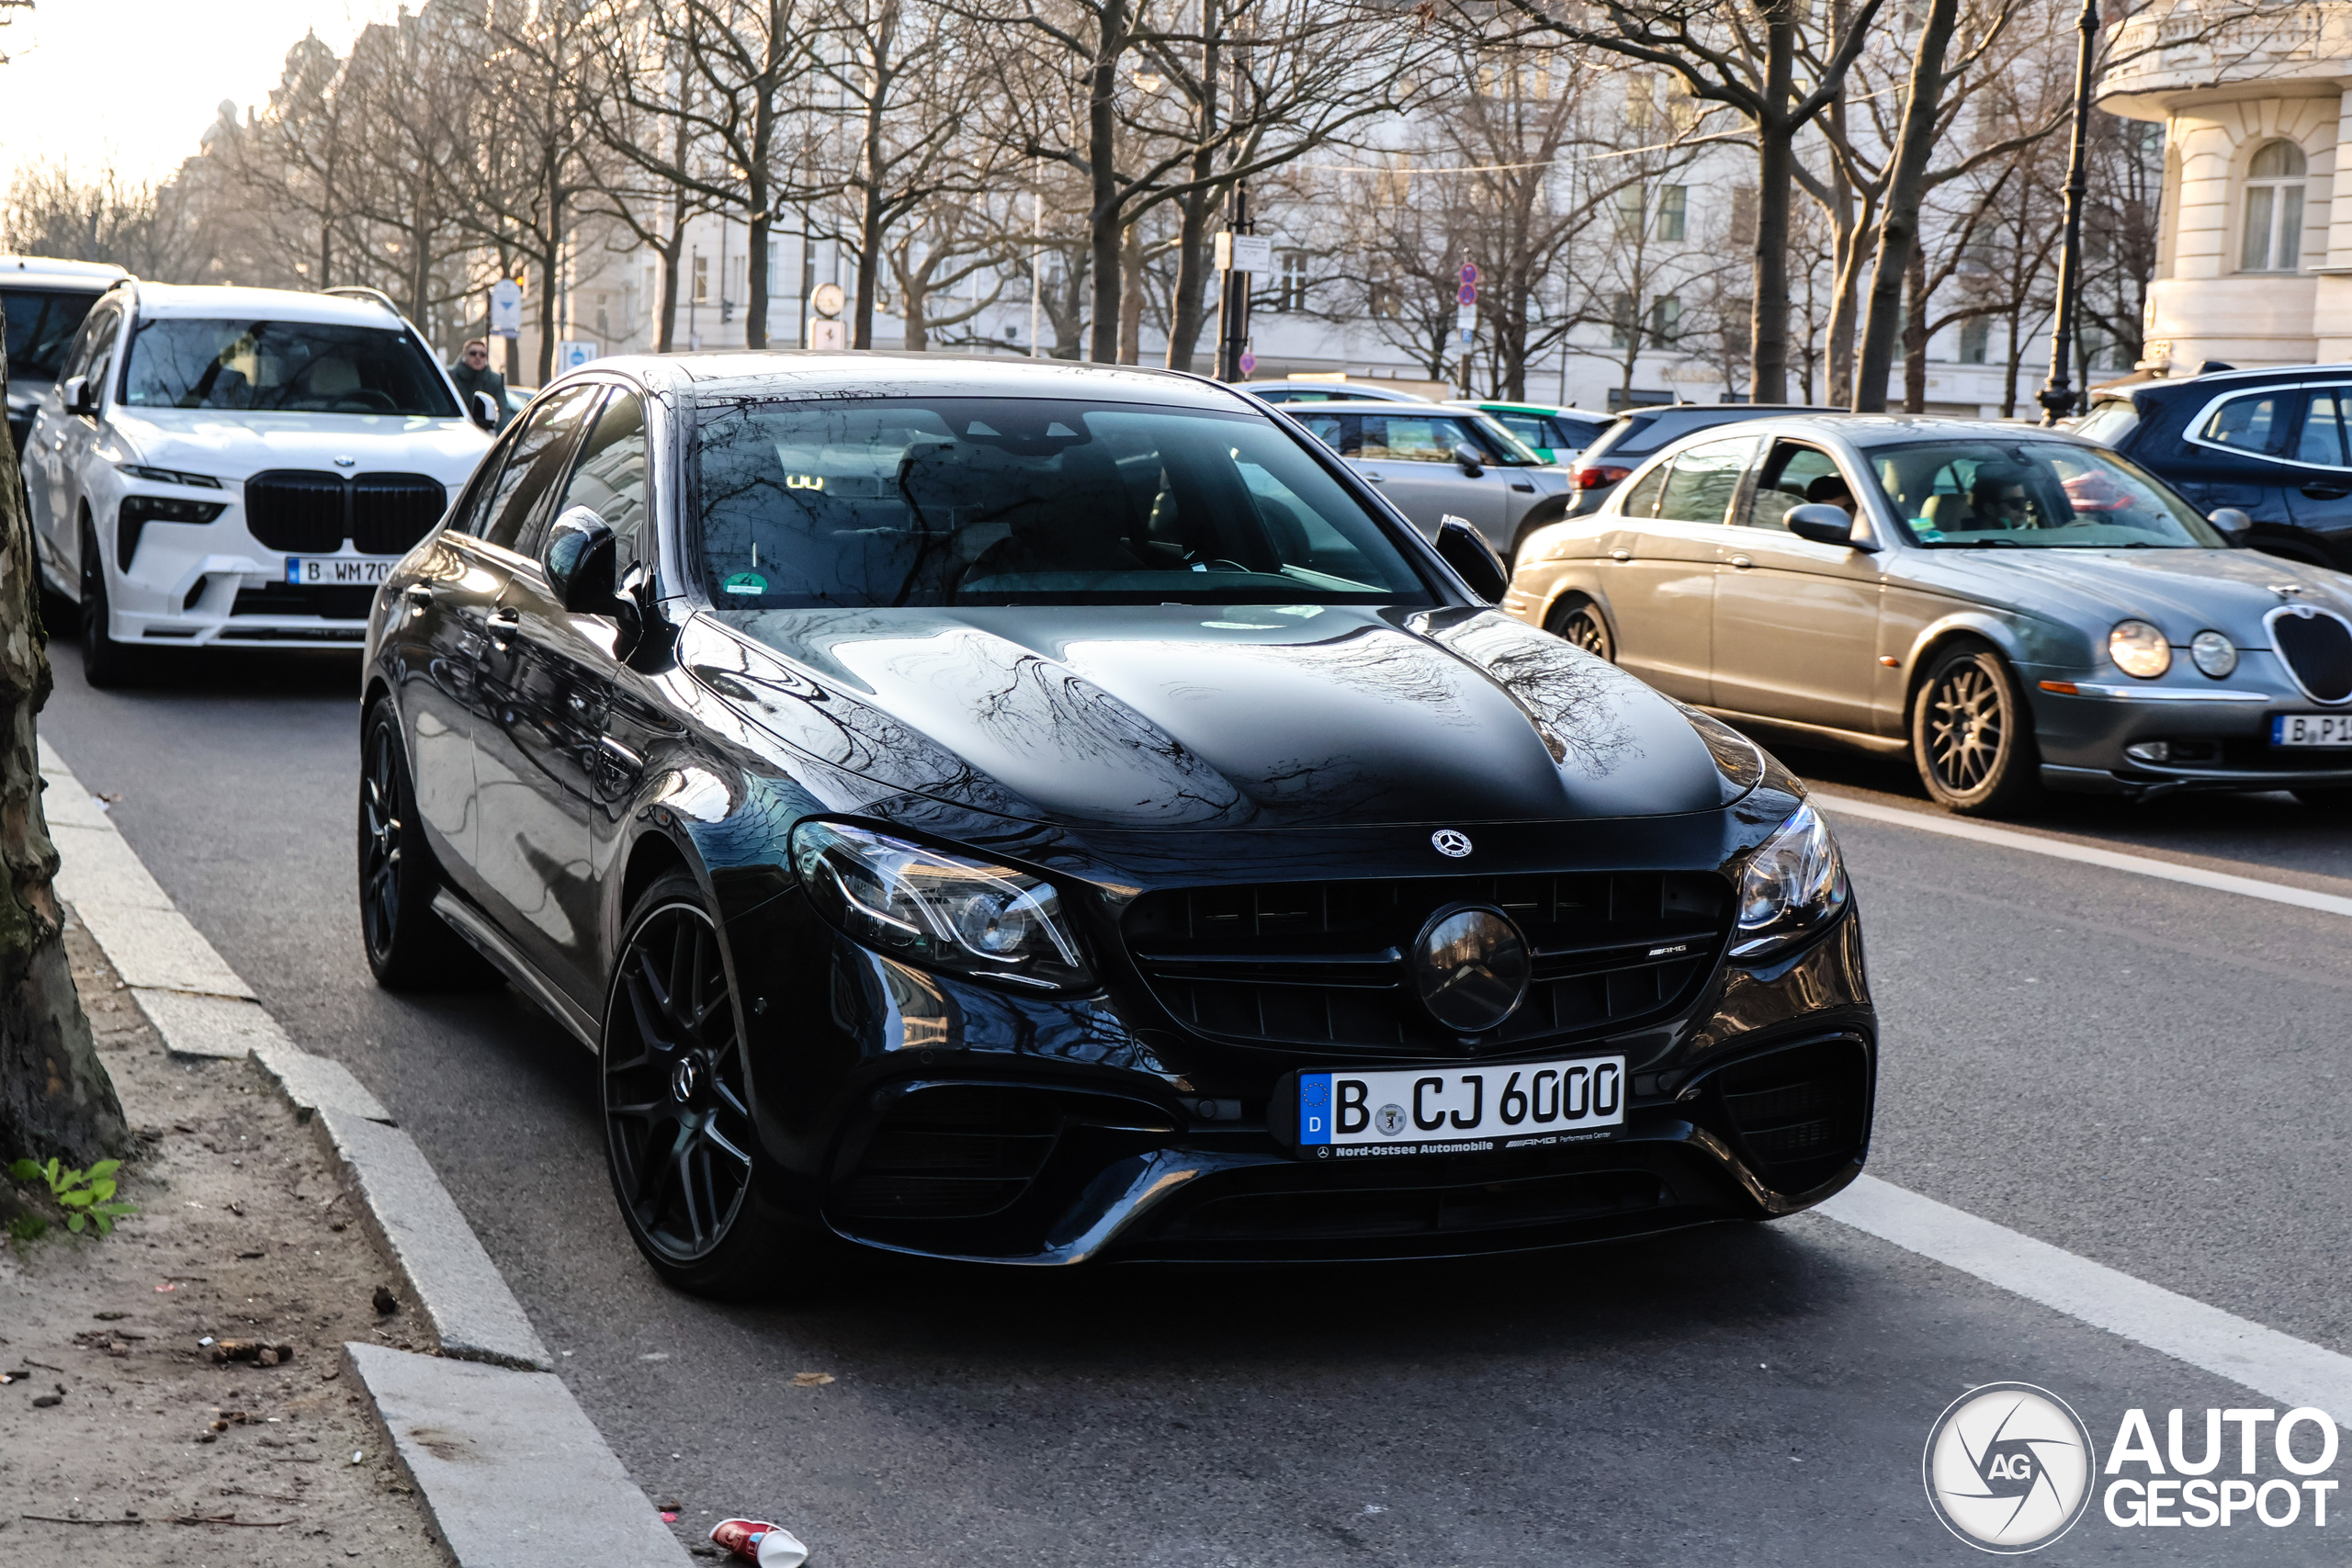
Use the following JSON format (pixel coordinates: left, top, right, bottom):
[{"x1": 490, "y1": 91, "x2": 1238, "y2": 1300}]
[{"x1": 40, "y1": 739, "x2": 693, "y2": 1567}]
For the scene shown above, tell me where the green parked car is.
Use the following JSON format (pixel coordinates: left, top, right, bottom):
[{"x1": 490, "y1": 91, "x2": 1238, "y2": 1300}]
[{"x1": 1453, "y1": 401, "x2": 1611, "y2": 466}]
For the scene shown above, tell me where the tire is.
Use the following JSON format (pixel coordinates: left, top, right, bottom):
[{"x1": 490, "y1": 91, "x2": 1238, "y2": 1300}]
[
  {"x1": 1910, "y1": 640, "x2": 2044, "y2": 816},
  {"x1": 1545, "y1": 594, "x2": 1615, "y2": 662},
  {"x1": 78, "y1": 525, "x2": 139, "y2": 688},
  {"x1": 602, "y1": 867, "x2": 820, "y2": 1297},
  {"x1": 358, "y1": 701, "x2": 500, "y2": 990},
  {"x1": 2291, "y1": 788, "x2": 2352, "y2": 811}
]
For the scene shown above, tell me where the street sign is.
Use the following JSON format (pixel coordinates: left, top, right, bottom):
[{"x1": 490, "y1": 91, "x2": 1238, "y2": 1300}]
[
  {"x1": 811, "y1": 282, "x2": 846, "y2": 319},
  {"x1": 489, "y1": 278, "x2": 522, "y2": 338},
  {"x1": 1460, "y1": 263, "x2": 1478, "y2": 286},
  {"x1": 1457, "y1": 284, "x2": 1476, "y2": 305},
  {"x1": 808, "y1": 318, "x2": 847, "y2": 351},
  {"x1": 556, "y1": 339, "x2": 598, "y2": 371},
  {"x1": 1216, "y1": 233, "x2": 1273, "y2": 274},
  {"x1": 1238, "y1": 351, "x2": 1257, "y2": 375}
]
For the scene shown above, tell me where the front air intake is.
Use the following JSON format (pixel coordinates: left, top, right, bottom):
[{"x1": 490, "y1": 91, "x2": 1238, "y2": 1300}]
[{"x1": 1705, "y1": 1037, "x2": 1871, "y2": 1195}]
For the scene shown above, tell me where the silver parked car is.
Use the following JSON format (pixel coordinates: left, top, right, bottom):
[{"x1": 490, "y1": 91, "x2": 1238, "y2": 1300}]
[
  {"x1": 1274, "y1": 402, "x2": 1572, "y2": 562},
  {"x1": 1505, "y1": 414, "x2": 2352, "y2": 815}
]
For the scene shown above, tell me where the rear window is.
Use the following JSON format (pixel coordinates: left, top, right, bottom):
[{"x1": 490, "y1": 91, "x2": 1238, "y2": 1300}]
[
  {"x1": 121, "y1": 318, "x2": 458, "y2": 417},
  {"x1": 2072, "y1": 400, "x2": 2140, "y2": 447},
  {"x1": 692, "y1": 395, "x2": 1434, "y2": 609},
  {"x1": 3, "y1": 288, "x2": 105, "y2": 383}
]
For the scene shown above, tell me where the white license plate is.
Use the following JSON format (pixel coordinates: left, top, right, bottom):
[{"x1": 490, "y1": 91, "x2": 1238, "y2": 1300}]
[
  {"x1": 1294, "y1": 1055, "x2": 1625, "y2": 1159},
  {"x1": 284, "y1": 556, "x2": 401, "y2": 587},
  {"x1": 2272, "y1": 714, "x2": 2352, "y2": 747}
]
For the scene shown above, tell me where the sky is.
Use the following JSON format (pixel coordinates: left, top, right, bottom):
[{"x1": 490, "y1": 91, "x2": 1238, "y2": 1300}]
[{"x1": 0, "y1": 0, "x2": 404, "y2": 194}]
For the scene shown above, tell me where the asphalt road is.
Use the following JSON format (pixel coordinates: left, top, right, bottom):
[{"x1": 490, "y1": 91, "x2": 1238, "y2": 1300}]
[{"x1": 42, "y1": 641, "x2": 2352, "y2": 1565}]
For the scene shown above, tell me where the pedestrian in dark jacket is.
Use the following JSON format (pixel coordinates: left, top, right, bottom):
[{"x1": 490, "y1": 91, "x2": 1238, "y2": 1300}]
[{"x1": 447, "y1": 339, "x2": 510, "y2": 429}]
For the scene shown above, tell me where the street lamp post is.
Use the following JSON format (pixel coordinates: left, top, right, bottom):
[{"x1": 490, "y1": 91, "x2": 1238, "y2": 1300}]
[
  {"x1": 1216, "y1": 180, "x2": 1250, "y2": 382},
  {"x1": 2037, "y1": 0, "x2": 2100, "y2": 426}
]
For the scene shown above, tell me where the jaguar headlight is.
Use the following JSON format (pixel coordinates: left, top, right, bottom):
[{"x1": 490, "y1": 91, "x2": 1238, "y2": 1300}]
[
  {"x1": 2189, "y1": 630, "x2": 2238, "y2": 679},
  {"x1": 789, "y1": 820, "x2": 1091, "y2": 990},
  {"x1": 1731, "y1": 803, "x2": 1849, "y2": 961},
  {"x1": 2109, "y1": 619, "x2": 2171, "y2": 679}
]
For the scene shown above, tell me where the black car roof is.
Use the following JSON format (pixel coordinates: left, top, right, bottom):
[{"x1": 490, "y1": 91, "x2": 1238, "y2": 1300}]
[{"x1": 2103, "y1": 364, "x2": 2352, "y2": 407}]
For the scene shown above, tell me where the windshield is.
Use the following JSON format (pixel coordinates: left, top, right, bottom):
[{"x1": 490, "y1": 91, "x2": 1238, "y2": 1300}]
[
  {"x1": 1868, "y1": 438, "x2": 2223, "y2": 549},
  {"x1": 121, "y1": 319, "x2": 458, "y2": 416},
  {"x1": 692, "y1": 396, "x2": 1435, "y2": 609},
  {"x1": 4, "y1": 289, "x2": 104, "y2": 384}
]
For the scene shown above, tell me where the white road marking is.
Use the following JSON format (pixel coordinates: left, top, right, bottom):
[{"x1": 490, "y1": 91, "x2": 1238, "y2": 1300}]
[
  {"x1": 1817, "y1": 1175, "x2": 2352, "y2": 1425},
  {"x1": 1815, "y1": 793, "x2": 2352, "y2": 920}
]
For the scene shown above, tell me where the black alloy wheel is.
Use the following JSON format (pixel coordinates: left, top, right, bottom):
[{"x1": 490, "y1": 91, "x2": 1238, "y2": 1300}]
[
  {"x1": 603, "y1": 869, "x2": 808, "y2": 1296},
  {"x1": 1548, "y1": 596, "x2": 1615, "y2": 661},
  {"x1": 358, "y1": 702, "x2": 498, "y2": 989},
  {"x1": 1912, "y1": 640, "x2": 2043, "y2": 816},
  {"x1": 78, "y1": 524, "x2": 137, "y2": 688}
]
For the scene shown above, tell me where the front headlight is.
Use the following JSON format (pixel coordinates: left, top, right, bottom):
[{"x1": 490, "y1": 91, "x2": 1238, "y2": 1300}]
[
  {"x1": 1731, "y1": 804, "x2": 1849, "y2": 961},
  {"x1": 2189, "y1": 630, "x2": 2238, "y2": 679},
  {"x1": 2109, "y1": 619, "x2": 2171, "y2": 679},
  {"x1": 790, "y1": 820, "x2": 1092, "y2": 991}
]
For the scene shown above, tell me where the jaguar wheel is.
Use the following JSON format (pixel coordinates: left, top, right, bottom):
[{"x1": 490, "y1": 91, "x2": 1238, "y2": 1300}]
[
  {"x1": 78, "y1": 525, "x2": 138, "y2": 688},
  {"x1": 1547, "y1": 596, "x2": 1615, "y2": 661},
  {"x1": 603, "y1": 868, "x2": 813, "y2": 1296},
  {"x1": 1911, "y1": 641, "x2": 2043, "y2": 816},
  {"x1": 358, "y1": 701, "x2": 498, "y2": 989}
]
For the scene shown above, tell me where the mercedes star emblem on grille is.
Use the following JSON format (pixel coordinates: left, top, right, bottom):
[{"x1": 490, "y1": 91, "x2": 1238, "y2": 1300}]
[{"x1": 1430, "y1": 829, "x2": 1473, "y2": 858}]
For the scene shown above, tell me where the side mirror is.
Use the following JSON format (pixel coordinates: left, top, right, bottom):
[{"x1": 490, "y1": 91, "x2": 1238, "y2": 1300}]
[
  {"x1": 542, "y1": 504, "x2": 619, "y2": 614},
  {"x1": 1452, "y1": 442, "x2": 1486, "y2": 477},
  {"x1": 2209, "y1": 506, "x2": 2253, "y2": 544},
  {"x1": 1785, "y1": 502, "x2": 1876, "y2": 551},
  {"x1": 62, "y1": 376, "x2": 96, "y2": 417},
  {"x1": 1434, "y1": 515, "x2": 1508, "y2": 602},
  {"x1": 469, "y1": 389, "x2": 502, "y2": 431}
]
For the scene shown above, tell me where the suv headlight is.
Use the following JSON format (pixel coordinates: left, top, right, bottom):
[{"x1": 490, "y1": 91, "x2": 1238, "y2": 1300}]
[
  {"x1": 790, "y1": 820, "x2": 1092, "y2": 991},
  {"x1": 1731, "y1": 804, "x2": 1849, "y2": 961},
  {"x1": 2109, "y1": 619, "x2": 2171, "y2": 679}
]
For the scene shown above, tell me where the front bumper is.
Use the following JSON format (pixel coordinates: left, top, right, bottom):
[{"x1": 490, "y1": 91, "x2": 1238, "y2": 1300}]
[
  {"x1": 2027, "y1": 655, "x2": 2352, "y2": 794},
  {"x1": 107, "y1": 536, "x2": 376, "y2": 646},
  {"x1": 773, "y1": 904, "x2": 1875, "y2": 1266}
]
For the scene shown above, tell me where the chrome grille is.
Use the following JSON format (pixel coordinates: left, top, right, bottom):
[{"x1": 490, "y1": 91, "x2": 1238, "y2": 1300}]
[{"x1": 2270, "y1": 604, "x2": 2352, "y2": 705}]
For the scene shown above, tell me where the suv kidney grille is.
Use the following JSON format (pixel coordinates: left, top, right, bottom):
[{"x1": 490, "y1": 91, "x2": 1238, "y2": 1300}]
[
  {"x1": 243, "y1": 469, "x2": 447, "y2": 556},
  {"x1": 1125, "y1": 872, "x2": 1728, "y2": 1055}
]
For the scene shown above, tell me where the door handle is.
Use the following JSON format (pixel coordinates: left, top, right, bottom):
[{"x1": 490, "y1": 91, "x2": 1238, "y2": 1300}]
[
  {"x1": 1610, "y1": 548, "x2": 1632, "y2": 562},
  {"x1": 485, "y1": 605, "x2": 521, "y2": 647},
  {"x1": 1729, "y1": 554, "x2": 1755, "y2": 569},
  {"x1": 2302, "y1": 486, "x2": 2350, "y2": 501},
  {"x1": 402, "y1": 583, "x2": 434, "y2": 612},
  {"x1": 1364, "y1": 474, "x2": 1386, "y2": 483}
]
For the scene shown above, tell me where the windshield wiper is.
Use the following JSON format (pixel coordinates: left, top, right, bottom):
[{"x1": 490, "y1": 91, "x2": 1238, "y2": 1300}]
[{"x1": 1923, "y1": 536, "x2": 2024, "y2": 547}]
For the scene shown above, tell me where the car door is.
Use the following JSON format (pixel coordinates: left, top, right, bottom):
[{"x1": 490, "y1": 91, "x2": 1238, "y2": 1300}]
[
  {"x1": 45, "y1": 301, "x2": 119, "y2": 574},
  {"x1": 1710, "y1": 440, "x2": 1886, "y2": 733},
  {"x1": 2169, "y1": 385, "x2": 2300, "y2": 521},
  {"x1": 1602, "y1": 435, "x2": 1751, "y2": 703},
  {"x1": 467, "y1": 383, "x2": 607, "y2": 999},
  {"x1": 2282, "y1": 386, "x2": 2352, "y2": 542},
  {"x1": 1351, "y1": 412, "x2": 1512, "y2": 544}
]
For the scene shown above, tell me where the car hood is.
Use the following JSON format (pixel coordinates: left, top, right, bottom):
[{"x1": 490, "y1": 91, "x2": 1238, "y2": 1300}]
[
  {"x1": 105, "y1": 407, "x2": 492, "y2": 487},
  {"x1": 1901, "y1": 547, "x2": 2352, "y2": 646},
  {"x1": 685, "y1": 605, "x2": 1745, "y2": 830}
]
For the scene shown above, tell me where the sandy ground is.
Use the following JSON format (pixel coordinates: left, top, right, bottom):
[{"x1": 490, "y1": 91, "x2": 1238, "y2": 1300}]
[{"x1": 0, "y1": 915, "x2": 447, "y2": 1566}]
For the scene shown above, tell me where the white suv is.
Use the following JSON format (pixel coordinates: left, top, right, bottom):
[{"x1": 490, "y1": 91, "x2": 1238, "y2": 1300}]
[{"x1": 22, "y1": 281, "x2": 495, "y2": 682}]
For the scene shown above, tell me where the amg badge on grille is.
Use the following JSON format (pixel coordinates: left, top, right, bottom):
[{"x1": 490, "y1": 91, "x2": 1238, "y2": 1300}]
[{"x1": 1430, "y1": 829, "x2": 1472, "y2": 858}]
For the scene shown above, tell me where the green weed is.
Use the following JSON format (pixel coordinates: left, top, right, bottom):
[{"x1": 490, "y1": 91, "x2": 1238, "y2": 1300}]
[{"x1": 7, "y1": 1157, "x2": 135, "y2": 1235}]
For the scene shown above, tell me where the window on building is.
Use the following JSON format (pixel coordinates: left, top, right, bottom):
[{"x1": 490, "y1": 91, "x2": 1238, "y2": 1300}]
[
  {"x1": 1610, "y1": 292, "x2": 1635, "y2": 348},
  {"x1": 727, "y1": 254, "x2": 746, "y2": 306},
  {"x1": 1279, "y1": 252, "x2": 1309, "y2": 313},
  {"x1": 1369, "y1": 275, "x2": 1401, "y2": 319},
  {"x1": 1615, "y1": 185, "x2": 1645, "y2": 232},
  {"x1": 1625, "y1": 73, "x2": 1655, "y2": 130},
  {"x1": 2240, "y1": 140, "x2": 2307, "y2": 273},
  {"x1": 1959, "y1": 318, "x2": 1991, "y2": 364},
  {"x1": 1656, "y1": 186, "x2": 1688, "y2": 242},
  {"x1": 1728, "y1": 186, "x2": 1758, "y2": 247},
  {"x1": 1649, "y1": 294, "x2": 1681, "y2": 345},
  {"x1": 693, "y1": 255, "x2": 708, "y2": 303}
]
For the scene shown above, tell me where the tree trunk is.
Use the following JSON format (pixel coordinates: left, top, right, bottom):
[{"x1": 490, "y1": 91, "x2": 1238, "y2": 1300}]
[
  {"x1": 1086, "y1": 0, "x2": 1128, "y2": 365},
  {"x1": 1164, "y1": 10, "x2": 1220, "y2": 375},
  {"x1": 1904, "y1": 246, "x2": 1929, "y2": 412},
  {"x1": 1118, "y1": 221, "x2": 1145, "y2": 364},
  {"x1": 1747, "y1": 5, "x2": 1797, "y2": 404},
  {"x1": 0, "y1": 321, "x2": 124, "y2": 1170},
  {"x1": 1852, "y1": 0, "x2": 1958, "y2": 412}
]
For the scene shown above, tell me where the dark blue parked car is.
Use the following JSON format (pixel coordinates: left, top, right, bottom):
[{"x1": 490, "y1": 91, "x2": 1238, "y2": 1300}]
[{"x1": 2078, "y1": 364, "x2": 2352, "y2": 569}]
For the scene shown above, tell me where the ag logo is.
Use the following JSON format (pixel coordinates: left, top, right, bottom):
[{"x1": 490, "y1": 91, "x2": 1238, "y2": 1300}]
[
  {"x1": 1923, "y1": 1382, "x2": 2097, "y2": 1553},
  {"x1": 1430, "y1": 829, "x2": 1473, "y2": 858}
]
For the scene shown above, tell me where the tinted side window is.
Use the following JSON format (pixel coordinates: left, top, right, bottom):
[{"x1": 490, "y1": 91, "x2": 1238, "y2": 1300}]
[
  {"x1": 2294, "y1": 393, "x2": 2349, "y2": 468},
  {"x1": 1617, "y1": 463, "x2": 1668, "y2": 518},
  {"x1": 1357, "y1": 415, "x2": 1467, "y2": 463},
  {"x1": 60, "y1": 303, "x2": 118, "y2": 390},
  {"x1": 1654, "y1": 437, "x2": 1753, "y2": 525},
  {"x1": 2196, "y1": 391, "x2": 2296, "y2": 457},
  {"x1": 1750, "y1": 444, "x2": 1852, "y2": 529},
  {"x1": 470, "y1": 385, "x2": 601, "y2": 552},
  {"x1": 557, "y1": 392, "x2": 651, "y2": 570}
]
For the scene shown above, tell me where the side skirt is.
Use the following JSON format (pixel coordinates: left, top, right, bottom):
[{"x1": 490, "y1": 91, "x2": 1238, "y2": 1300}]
[
  {"x1": 430, "y1": 889, "x2": 601, "y2": 1051},
  {"x1": 1699, "y1": 705, "x2": 1911, "y2": 757}
]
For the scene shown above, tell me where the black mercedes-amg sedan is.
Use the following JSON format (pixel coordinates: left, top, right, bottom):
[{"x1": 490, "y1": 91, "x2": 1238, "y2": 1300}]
[{"x1": 356, "y1": 355, "x2": 1875, "y2": 1294}]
